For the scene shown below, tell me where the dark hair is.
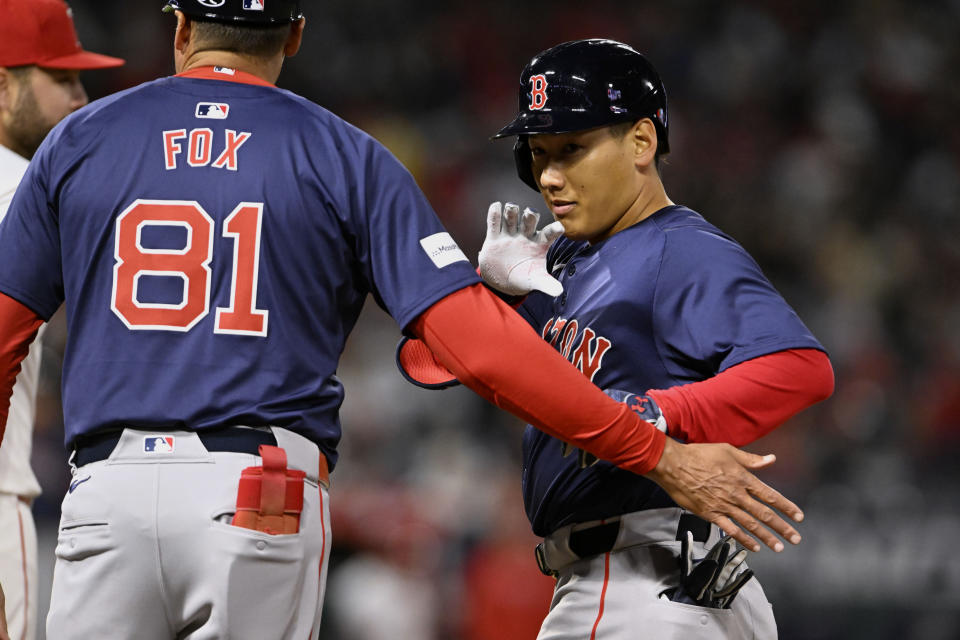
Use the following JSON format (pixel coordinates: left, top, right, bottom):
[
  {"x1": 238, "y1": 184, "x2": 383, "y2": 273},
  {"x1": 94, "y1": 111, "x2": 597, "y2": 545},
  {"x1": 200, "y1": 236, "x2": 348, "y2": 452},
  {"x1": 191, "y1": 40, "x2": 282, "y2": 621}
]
[
  {"x1": 607, "y1": 120, "x2": 635, "y2": 139},
  {"x1": 192, "y1": 20, "x2": 291, "y2": 58}
]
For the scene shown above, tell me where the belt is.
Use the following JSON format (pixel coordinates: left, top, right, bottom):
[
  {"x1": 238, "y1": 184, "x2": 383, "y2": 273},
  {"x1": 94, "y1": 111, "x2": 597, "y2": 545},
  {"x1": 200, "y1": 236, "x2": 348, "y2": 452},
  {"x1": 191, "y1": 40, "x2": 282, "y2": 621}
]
[
  {"x1": 72, "y1": 426, "x2": 278, "y2": 467},
  {"x1": 535, "y1": 509, "x2": 715, "y2": 577}
]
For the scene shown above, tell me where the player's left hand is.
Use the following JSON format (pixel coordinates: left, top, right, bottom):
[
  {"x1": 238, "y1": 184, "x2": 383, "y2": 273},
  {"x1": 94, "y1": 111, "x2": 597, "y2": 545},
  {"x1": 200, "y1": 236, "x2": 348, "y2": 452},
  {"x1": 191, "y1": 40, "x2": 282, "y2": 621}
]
[{"x1": 478, "y1": 201, "x2": 564, "y2": 297}]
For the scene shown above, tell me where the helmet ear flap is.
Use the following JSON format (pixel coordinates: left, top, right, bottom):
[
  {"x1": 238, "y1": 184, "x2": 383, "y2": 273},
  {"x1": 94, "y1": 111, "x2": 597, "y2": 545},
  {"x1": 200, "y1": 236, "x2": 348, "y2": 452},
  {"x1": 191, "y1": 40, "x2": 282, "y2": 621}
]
[{"x1": 513, "y1": 137, "x2": 540, "y2": 192}]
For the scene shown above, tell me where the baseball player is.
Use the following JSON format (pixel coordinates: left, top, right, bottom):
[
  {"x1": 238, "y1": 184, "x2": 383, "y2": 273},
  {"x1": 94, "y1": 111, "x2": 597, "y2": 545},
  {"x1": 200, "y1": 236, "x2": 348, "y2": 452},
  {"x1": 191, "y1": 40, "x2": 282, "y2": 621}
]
[
  {"x1": 0, "y1": 1, "x2": 123, "y2": 638},
  {"x1": 0, "y1": 4, "x2": 807, "y2": 637},
  {"x1": 399, "y1": 40, "x2": 834, "y2": 638}
]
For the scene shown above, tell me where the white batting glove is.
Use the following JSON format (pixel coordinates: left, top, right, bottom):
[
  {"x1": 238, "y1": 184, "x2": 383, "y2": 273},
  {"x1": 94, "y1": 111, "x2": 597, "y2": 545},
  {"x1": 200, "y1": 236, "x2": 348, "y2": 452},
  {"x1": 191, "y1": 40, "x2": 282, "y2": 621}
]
[{"x1": 478, "y1": 201, "x2": 565, "y2": 297}]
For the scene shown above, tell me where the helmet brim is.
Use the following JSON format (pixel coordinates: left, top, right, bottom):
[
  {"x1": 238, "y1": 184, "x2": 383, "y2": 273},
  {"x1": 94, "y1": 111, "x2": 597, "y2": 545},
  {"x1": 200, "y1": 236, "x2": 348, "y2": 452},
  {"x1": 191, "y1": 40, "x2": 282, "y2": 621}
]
[{"x1": 492, "y1": 110, "x2": 639, "y2": 139}]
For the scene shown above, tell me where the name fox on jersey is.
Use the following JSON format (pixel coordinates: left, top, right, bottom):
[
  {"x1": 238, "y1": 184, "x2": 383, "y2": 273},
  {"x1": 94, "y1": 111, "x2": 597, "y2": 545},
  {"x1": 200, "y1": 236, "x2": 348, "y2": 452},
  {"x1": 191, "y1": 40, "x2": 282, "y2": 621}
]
[
  {"x1": 541, "y1": 316, "x2": 612, "y2": 381},
  {"x1": 163, "y1": 128, "x2": 251, "y2": 171}
]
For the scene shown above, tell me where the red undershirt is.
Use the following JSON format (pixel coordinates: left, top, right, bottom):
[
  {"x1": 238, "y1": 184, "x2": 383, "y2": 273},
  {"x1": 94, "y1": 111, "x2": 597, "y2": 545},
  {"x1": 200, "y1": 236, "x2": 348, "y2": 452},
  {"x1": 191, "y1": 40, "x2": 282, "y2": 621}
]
[
  {"x1": 403, "y1": 286, "x2": 833, "y2": 446},
  {"x1": 0, "y1": 293, "x2": 43, "y2": 443}
]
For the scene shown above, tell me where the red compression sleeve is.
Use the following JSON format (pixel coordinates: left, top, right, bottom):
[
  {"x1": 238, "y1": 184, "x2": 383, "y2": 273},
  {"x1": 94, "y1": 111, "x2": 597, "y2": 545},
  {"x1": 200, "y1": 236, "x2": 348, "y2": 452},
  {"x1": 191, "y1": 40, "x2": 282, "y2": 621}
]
[
  {"x1": 0, "y1": 292, "x2": 44, "y2": 444},
  {"x1": 647, "y1": 349, "x2": 834, "y2": 446},
  {"x1": 411, "y1": 284, "x2": 665, "y2": 474}
]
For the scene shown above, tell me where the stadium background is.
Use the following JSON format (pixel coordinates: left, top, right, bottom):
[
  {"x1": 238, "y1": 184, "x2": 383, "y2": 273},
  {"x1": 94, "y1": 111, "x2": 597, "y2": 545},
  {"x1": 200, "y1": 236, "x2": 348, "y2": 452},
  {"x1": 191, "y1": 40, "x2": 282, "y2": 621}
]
[{"x1": 22, "y1": 1, "x2": 960, "y2": 638}]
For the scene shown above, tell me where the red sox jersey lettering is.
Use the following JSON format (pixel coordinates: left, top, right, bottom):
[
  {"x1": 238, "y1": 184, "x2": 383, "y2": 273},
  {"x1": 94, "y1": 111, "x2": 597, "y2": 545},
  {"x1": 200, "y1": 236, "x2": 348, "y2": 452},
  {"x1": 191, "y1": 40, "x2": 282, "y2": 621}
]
[
  {"x1": 215, "y1": 202, "x2": 269, "y2": 336},
  {"x1": 188, "y1": 128, "x2": 213, "y2": 167},
  {"x1": 541, "y1": 316, "x2": 612, "y2": 382},
  {"x1": 163, "y1": 128, "x2": 252, "y2": 171},
  {"x1": 111, "y1": 199, "x2": 268, "y2": 335}
]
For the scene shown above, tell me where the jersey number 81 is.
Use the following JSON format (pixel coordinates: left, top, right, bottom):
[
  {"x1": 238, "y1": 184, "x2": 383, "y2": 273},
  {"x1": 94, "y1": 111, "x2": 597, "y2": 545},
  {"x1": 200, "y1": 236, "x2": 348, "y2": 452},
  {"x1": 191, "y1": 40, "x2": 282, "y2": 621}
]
[{"x1": 111, "y1": 199, "x2": 268, "y2": 337}]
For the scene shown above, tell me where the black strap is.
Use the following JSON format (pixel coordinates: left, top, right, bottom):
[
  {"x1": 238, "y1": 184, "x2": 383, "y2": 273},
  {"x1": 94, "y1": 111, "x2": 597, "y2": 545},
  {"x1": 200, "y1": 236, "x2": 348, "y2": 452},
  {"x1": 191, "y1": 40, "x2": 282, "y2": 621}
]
[
  {"x1": 73, "y1": 426, "x2": 277, "y2": 467},
  {"x1": 676, "y1": 513, "x2": 711, "y2": 543},
  {"x1": 562, "y1": 512, "x2": 712, "y2": 560},
  {"x1": 568, "y1": 521, "x2": 621, "y2": 558}
]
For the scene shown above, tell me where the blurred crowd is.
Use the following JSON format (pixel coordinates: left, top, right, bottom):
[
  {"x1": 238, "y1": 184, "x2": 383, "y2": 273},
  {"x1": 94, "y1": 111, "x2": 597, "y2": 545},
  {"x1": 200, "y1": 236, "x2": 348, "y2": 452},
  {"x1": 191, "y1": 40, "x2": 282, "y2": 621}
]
[{"x1": 24, "y1": 1, "x2": 960, "y2": 638}]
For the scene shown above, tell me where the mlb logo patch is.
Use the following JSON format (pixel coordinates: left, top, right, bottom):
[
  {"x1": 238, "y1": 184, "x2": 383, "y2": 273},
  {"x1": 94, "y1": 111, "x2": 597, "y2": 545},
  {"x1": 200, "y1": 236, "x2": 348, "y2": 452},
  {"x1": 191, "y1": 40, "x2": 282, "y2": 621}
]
[
  {"x1": 196, "y1": 102, "x2": 230, "y2": 119},
  {"x1": 213, "y1": 66, "x2": 236, "y2": 75},
  {"x1": 144, "y1": 436, "x2": 175, "y2": 454},
  {"x1": 243, "y1": 0, "x2": 264, "y2": 11}
]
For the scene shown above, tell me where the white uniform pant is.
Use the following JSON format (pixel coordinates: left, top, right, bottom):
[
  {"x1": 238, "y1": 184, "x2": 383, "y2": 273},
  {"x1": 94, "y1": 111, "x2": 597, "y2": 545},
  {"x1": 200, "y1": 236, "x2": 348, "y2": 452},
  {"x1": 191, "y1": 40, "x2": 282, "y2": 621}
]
[
  {"x1": 536, "y1": 508, "x2": 778, "y2": 640},
  {"x1": 47, "y1": 427, "x2": 331, "y2": 640},
  {"x1": 0, "y1": 493, "x2": 38, "y2": 640}
]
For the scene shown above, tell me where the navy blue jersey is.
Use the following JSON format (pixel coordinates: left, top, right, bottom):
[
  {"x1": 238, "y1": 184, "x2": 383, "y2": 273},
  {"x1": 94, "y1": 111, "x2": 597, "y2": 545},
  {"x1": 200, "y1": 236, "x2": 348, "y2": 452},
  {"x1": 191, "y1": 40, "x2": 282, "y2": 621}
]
[
  {"x1": 518, "y1": 205, "x2": 823, "y2": 536},
  {"x1": 0, "y1": 68, "x2": 479, "y2": 467}
]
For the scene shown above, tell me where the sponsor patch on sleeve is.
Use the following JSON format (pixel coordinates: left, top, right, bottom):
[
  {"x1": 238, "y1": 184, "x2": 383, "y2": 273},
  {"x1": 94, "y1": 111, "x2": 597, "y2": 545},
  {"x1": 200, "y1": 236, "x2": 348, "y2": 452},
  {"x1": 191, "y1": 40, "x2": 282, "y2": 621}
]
[{"x1": 419, "y1": 232, "x2": 468, "y2": 269}]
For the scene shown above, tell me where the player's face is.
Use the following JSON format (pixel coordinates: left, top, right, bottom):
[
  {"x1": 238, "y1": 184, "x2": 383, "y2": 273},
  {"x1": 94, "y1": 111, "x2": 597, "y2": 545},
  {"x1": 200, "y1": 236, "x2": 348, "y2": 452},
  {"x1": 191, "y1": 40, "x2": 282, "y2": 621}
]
[
  {"x1": 528, "y1": 124, "x2": 650, "y2": 244},
  {"x1": 2, "y1": 67, "x2": 88, "y2": 159}
]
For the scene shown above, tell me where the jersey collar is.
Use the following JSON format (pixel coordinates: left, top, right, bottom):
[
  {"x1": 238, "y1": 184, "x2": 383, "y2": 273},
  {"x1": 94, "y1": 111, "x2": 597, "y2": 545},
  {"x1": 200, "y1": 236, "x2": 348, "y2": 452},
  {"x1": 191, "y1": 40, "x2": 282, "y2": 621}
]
[{"x1": 175, "y1": 66, "x2": 275, "y2": 87}]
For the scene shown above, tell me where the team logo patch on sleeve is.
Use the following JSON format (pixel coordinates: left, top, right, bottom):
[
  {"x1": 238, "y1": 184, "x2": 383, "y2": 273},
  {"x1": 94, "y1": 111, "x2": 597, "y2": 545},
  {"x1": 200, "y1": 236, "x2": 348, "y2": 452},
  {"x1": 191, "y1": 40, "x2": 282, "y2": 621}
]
[
  {"x1": 144, "y1": 436, "x2": 175, "y2": 454},
  {"x1": 196, "y1": 102, "x2": 230, "y2": 119},
  {"x1": 419, "y1": 232, "x2": 468, "y2": 268}
]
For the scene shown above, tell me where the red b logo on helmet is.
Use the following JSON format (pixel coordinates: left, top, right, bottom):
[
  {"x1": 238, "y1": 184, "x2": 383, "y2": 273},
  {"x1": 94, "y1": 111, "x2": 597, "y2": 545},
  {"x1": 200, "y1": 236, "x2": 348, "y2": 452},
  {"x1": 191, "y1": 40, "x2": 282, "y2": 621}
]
[{"x1": 529, "y1": 75, "x2": 548, "y2": 110}]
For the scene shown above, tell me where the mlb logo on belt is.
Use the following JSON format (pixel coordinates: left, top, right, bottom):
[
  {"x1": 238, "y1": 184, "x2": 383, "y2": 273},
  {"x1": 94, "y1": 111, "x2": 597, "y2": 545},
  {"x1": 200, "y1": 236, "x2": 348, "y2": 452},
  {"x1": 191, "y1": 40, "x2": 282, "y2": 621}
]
[
  {"x1": 243, "y1": 0, "x2": 264, "y2": 11},
  {"x1": 196, "y1": 102, "x2": 230, "y2": 119},
  {"x1": 144, "y1": 436, "x2": 175, "y2": 453}
]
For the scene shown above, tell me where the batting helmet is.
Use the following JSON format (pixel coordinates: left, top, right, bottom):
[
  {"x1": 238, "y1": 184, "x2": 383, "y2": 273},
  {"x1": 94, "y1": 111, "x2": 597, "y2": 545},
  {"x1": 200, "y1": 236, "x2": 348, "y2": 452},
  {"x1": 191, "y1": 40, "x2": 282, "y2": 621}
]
[
  {"x1": 494, "y1": 39, "x2": 669, "y2": 191},
  {"x1": 162, "y1": 0, "x2": 303, "y2": 25}
]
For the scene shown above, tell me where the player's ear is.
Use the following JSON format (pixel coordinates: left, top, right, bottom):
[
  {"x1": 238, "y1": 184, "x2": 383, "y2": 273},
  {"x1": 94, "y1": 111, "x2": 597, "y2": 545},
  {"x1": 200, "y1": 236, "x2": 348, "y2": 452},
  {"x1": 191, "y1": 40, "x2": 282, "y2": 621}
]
[
  {"x1": 284, "y1": 18, "x2": 306, "y2": 58},
  {"x1": 173, "y1": 10, "x2": 192, "y2": 57},
  {"x1": 632, "y1": 118, "x2": 658, "y2": 170}
]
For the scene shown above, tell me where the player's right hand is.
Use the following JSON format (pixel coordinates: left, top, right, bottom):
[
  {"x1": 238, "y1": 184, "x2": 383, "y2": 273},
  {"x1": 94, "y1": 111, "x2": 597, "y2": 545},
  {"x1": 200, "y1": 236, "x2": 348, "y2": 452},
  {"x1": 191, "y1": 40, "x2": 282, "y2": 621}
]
[
  {"x1": 478, "y1": 201, "x2": 564, "y2": 297},
  {"x1": 645, "y1": 438, "x2": 804, "y2": 553}
]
